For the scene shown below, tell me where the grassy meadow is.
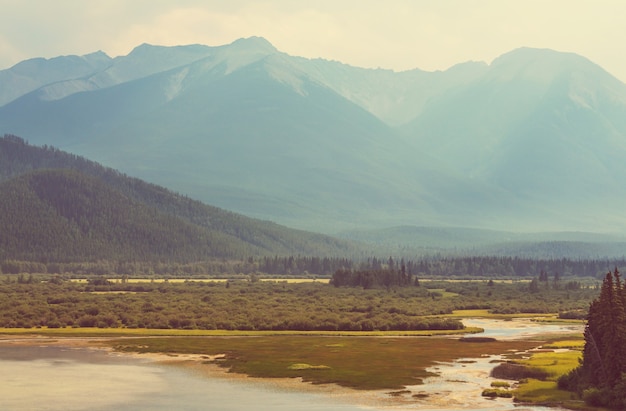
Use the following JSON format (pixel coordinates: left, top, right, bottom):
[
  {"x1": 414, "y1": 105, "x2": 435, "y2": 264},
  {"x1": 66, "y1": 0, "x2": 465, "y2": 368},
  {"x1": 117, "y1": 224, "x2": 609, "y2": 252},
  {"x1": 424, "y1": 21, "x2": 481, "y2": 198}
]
[
  {"x1": 480, "y1": 336, "x2": 587, "y2": 408},
  {"x1": 107, "y1": 335, "x2": 542, "y2": 390},
  {"x1": 511, "y1": 340, "x2": 585, "y2": 406}
]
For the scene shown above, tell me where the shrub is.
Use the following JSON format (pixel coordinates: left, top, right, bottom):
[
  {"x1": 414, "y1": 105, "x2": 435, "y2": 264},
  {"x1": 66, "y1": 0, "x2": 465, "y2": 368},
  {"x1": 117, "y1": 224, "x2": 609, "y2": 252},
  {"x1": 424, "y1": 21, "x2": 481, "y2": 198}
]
[
  {"x1": 46, "y1": 320, "x2": 62, "y2": 328},
  {"x1": 582, "y1": 388, "x2": 608, "y2": 407},
  {"x1": 491, "y1": 362, "x2": 549, "y2": 381},
  {"x1": 482, "y1": 389, "x2": 512, "y2": 398},
  {"x1": 558, "y1": 310, "x2": 586, "y2": 320},
  {"x1": 557, "y1": 367, "x2": 580, "y2": 391},
  {"x1": 77, "y1": 315, "x2": 98, "y2": 327}
]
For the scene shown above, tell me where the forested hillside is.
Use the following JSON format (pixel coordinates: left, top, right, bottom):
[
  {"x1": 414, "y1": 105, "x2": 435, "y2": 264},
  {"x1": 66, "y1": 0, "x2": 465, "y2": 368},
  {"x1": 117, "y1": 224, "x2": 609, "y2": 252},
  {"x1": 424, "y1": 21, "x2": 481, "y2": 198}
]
[
  {"x1": 0, "y1": 169, "x2": 261, "y2": 261},
  {"x1": 0, "y1": 134, "x2": 362, "y2": 263}
]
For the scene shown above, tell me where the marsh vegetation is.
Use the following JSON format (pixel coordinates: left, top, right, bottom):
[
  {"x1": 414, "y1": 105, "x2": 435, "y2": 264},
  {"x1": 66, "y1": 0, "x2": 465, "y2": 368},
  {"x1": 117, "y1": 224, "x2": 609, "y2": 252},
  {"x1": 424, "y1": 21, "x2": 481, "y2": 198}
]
[
  {"x1": 108, "y1": 334, "x2": 543, "y2": 390},
  {"x1": 0, "y1": 275, "x2": 596, "y2": 331}
]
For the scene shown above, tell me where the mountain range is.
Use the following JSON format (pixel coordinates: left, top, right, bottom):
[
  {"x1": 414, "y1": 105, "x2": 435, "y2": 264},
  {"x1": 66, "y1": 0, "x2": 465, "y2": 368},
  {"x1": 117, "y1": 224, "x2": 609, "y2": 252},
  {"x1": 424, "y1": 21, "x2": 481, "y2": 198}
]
[{"x1": 1, "y1": 37, "x2": 626, "y2": 236}]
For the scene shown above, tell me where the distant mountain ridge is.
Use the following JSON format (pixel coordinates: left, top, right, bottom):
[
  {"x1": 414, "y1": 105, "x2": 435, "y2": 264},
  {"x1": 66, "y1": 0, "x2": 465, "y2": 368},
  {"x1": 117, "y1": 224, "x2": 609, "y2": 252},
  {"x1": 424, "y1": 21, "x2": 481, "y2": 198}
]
[
  {"x1": 338, "y1": 225, "x2": 626, "y2": 259},
  {"x1": 1, "y1": 38, "x2": 626, "y2": 234}
]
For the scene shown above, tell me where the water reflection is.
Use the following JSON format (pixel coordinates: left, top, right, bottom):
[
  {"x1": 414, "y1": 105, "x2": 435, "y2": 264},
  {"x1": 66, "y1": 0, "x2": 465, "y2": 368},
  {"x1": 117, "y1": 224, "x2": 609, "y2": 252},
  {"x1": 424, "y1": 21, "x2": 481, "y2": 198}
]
[
  {"x1": 463, "y1": 318, "x2": 582, "y2": 340},
  {"x1": 0, "y1": 345, "x2": 366, "y2": 411}
]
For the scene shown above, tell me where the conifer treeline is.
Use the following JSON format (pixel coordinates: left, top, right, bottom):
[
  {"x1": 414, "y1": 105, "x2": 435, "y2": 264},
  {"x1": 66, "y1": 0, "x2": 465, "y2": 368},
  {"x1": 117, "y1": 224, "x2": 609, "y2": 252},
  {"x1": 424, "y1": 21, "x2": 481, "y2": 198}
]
[
  {"x1": 330, "y1": 256, "x2": 622, "y2": 285},
  {"x1": 2, "y1": 254, "x2": 624, "y2": 278},
  {"x1": 261, "y1": 255, "x2": 625, "y2": 279},
  {"x1": 331, "y1": 268, "x2": 416, "y2": 288},
  {"x1": 559, "y1": 269, "x2": 626, "y2": 408}
]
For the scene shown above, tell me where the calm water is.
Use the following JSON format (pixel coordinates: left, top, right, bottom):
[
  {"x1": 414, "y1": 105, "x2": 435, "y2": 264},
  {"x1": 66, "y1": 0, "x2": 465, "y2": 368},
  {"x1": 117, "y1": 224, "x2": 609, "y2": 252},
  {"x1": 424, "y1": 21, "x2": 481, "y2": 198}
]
[
  {"x1": 0, "y1": 319, "x2": 580, "y2": 411},
  {"x1": 0, "y1": 345, "x2": 366, "y2": 411},
  {"x1": 462, "y1": 318, "x2": 582, "y2": 340}
]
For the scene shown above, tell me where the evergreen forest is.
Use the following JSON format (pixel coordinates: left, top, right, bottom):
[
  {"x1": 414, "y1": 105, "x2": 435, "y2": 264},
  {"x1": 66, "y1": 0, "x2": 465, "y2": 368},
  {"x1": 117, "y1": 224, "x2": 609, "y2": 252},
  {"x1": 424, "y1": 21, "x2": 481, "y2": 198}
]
[
  {"x1": 559, "y1": 269, "x2": 626, "y2": 408},
  {"x1": 0, "y1": 134, "x2": 361, "y2": 262}
]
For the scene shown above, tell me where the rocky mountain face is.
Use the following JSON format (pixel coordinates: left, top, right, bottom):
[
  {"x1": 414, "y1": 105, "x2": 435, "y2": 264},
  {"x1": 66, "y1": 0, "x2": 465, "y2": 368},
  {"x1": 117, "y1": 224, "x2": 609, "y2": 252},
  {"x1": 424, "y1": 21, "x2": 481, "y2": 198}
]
[{"x1": 2, "y1": 37, "x2": 626, "y2": 234}]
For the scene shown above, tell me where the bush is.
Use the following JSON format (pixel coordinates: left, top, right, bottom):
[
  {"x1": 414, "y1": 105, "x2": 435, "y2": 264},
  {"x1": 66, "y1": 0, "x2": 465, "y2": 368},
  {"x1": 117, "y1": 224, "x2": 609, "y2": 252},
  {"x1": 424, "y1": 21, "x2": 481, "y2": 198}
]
[
  {"x1": 557, "y1": 367, "x2": 580, "y2": 391},
  {"x1": 77, "y1": 315, "x2": 98, "y2": 327},
  {"x1": 46, "y1": 320, "x2": 62, "y2": 328},
  {"x1": 491, "y1": 362, "x2": 549, "y2": 381},
  {"x1": 606, "y1": 375, "x2": 626, "y2": 409},
  {"x1": 582, "y1": 388, "x2": 608, "y2": 407},
  {"x1": 482, "y1": 389, "x2": 512, "y2": 398},
  {"x1": 558, "y1": 310, "x2": 587, "y2": 320}
]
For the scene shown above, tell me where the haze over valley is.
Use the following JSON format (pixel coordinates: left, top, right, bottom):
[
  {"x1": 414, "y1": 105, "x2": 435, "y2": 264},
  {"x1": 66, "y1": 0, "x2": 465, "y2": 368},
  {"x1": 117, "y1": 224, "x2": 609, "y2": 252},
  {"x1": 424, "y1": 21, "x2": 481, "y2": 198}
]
[{"x1": 2, "y1": 37, "x2": 626, "y2": 249}]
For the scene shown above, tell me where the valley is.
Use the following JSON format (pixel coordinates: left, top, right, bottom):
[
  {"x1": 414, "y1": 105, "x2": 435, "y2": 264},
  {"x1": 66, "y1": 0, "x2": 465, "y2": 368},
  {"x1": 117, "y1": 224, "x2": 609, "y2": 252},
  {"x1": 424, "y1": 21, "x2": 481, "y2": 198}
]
[{"x1": 2, "y1": 37, "x2": 626, "y2": 410}]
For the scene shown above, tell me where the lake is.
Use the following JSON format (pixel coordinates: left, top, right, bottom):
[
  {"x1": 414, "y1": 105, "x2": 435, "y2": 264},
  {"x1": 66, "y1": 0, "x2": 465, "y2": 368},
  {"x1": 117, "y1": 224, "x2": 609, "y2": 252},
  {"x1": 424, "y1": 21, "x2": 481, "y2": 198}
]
[{"x1": 0, "y1": 319, "x2": 580, "y2": 411}]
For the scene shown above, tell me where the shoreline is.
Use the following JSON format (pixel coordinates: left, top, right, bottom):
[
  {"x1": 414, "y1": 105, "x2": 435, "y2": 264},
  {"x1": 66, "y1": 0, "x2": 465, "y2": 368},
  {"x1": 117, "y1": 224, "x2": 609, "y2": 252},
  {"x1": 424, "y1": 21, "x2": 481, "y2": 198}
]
[
  {"x1": 0, "y1": 334, "x2": 391, "y2": 408},
  {"x1": 0, "y1": 319, "x2": 584, "y2": 410}
]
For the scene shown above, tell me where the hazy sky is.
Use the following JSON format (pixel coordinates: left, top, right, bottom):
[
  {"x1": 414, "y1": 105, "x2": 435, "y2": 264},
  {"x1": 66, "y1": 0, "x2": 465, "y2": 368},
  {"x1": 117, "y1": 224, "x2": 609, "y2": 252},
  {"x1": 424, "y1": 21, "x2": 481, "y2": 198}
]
[{"x1": 2, "y1": 0, "x2": 625, "y2": 81}]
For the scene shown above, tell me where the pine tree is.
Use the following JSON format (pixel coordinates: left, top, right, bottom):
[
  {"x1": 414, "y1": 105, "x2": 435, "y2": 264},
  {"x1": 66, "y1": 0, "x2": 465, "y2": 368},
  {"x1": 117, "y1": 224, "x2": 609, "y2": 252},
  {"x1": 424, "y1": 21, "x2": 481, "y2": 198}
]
[{"x1": 572, "y1": 269, "x2": 626, "y2": 407}]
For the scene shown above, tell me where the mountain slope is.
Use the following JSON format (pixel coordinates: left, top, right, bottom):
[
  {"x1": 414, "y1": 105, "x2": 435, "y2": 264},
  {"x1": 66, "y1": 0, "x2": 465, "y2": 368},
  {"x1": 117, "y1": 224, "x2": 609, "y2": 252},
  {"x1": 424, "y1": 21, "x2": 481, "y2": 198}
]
[
  {"x1": 339, "y1": 225, "x2": 626, "y2": 259},
  {"x1": 2, "y1": 40, "x2": 626, "y2": 234},
  {"x1": 0, "y1": 168, "x2": 255, "y2": 261},
  {"x1": 0, "y1": 42, "x2": 476, "y2": 231},
  {"x1": 402, "y1": 48, "x2": 626, "y2": 232},
  {"x1": 0, "y1": 51, "x2": 112, "y2": 107},
  {"x1": 0, "y1": 135, "x2": 362, "y2": 261}
]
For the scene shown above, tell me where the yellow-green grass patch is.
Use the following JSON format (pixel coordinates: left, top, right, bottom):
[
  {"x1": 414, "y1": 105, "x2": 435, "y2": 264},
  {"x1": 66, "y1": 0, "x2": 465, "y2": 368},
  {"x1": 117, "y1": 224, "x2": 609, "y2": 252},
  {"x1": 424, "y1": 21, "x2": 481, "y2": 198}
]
[
  {"x1": 541, "y1": 339, "x2": 585, "y2": 350},
  {"x1": 517, "y1": 350, "x2": 581, "y2": 379},
  {"x1": 419, "y1": 279, "x2": 531, "y2": 284},
  {"x1": 514, "y1": 379, "x2": 574, "y2": 403},
  {"x1": 445, "y1": 310, "x2": 558, "y2": 319},
  {"x1": 511, "y1": 341, "x2": 583, "y2": 407},
  {"x1": 260, "y1": 278, "x2": 330, "y2": 284},
  {"x1": 71, "y1": 278, "x2": 330, "y2": 284}
]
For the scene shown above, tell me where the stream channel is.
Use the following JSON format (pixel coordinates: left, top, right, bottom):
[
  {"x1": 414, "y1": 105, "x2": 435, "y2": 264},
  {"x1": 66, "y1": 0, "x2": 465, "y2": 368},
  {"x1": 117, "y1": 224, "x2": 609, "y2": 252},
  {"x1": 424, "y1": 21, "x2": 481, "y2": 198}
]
[{"x1": 0, "y1": 319, "x2": 582, "y2": 411}]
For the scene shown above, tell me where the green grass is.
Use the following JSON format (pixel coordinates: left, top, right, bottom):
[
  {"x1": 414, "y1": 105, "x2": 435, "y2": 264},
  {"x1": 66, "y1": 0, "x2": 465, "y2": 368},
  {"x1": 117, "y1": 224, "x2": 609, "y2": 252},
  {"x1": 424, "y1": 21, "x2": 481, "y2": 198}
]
[
  {"x1": 445, "y1": 309, "x2": 558, "y2": 319},
  {"x1": 520, "y1": 350, "x2": 582, "y2": 378},
  {"x1": 80, "y1": 278, "x2": 332, "y2": 284},
  {"x1": 511, "y1": 337, "x2": 585, "y2": 408},
  {"x1": 542, "y1": 340, "x2": 585, "y2": 350},
  {"x1": 514, "y1": 379, "x2": 574, "y2": 403},
  {"x1": 106, "y1": 335, "x2": 541, "y2": 390}
]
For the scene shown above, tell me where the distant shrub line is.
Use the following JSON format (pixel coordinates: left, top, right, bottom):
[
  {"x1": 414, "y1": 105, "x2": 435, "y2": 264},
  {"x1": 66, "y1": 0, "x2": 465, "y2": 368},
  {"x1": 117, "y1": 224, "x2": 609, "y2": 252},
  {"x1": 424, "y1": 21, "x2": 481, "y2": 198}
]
[{"x1": 0, "y1": 275, "x2": 598, "y2": 332}]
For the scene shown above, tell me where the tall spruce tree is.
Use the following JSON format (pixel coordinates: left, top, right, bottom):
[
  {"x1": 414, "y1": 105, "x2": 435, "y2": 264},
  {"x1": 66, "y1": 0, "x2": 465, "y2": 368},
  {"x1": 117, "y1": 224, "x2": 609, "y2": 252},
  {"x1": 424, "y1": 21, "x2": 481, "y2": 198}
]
[{"x1": 570, "y1": 268, "x2": 626, "y2": 407}]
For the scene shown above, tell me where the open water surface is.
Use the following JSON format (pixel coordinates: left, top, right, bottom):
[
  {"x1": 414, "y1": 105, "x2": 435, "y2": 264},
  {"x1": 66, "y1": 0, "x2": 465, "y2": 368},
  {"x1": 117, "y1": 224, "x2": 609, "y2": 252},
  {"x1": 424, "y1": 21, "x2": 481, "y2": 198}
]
[{"x1": 0, "y1": 319, "x2": 581, "y2": 411}]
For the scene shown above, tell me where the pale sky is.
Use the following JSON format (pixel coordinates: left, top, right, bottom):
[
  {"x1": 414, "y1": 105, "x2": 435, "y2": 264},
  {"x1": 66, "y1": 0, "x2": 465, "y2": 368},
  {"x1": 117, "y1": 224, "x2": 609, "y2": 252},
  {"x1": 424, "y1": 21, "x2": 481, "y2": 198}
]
[{"x1": 1, "y1": 0, "x2": 626, "y2": 82}]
